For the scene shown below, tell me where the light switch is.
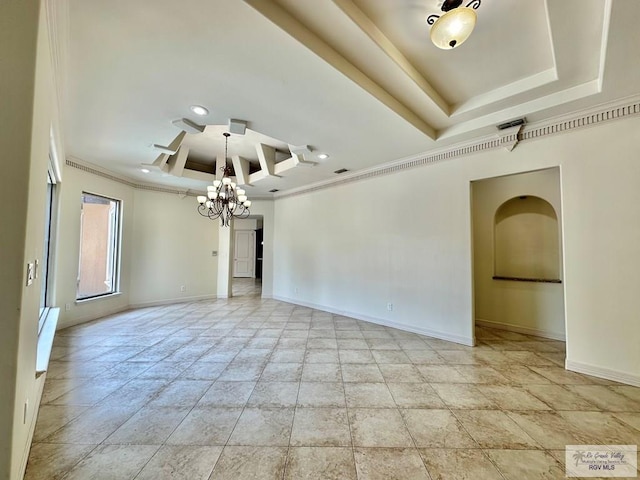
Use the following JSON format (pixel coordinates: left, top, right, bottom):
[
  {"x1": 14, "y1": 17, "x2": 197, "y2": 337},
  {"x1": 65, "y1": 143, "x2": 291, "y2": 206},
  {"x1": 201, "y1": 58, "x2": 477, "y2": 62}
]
[{"x1": 26, "y1": 263, "x2": 34, "y2": 286}]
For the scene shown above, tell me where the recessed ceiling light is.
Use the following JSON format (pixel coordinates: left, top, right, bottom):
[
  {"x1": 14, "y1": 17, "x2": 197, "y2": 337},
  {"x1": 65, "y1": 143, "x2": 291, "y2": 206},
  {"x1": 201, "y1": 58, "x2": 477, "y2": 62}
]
[
  {"x1": 317, "y1": 153, "x2": 329, "y2": 160},
  {"x1": 190, "y1": 105, "x2": 209, "y2": 116},
  {"x1": 140, "y1": 168, "x2": 150, "y2": 173}
]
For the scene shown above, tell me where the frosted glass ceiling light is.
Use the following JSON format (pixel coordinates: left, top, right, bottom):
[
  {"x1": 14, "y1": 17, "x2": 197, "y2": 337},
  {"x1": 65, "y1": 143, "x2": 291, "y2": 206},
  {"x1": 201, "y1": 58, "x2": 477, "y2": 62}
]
[
  {"x1": 196, "y1": 132, "x2": 251, "y2": 226},
  {"x1": 427, "y1": 0, "x2": 480, "y2": 50}
]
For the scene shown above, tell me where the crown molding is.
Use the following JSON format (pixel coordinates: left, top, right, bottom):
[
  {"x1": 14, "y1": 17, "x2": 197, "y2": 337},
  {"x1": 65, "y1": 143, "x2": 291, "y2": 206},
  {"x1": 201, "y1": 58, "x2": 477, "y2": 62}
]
[
  {"x1": 275, "y1": 94, "x2": 640, "y2": 200},
  {"x1": 67, "y1": 94, "x2": 640, "y2": 202},
  {"x1": 65, "y1": 157, "x2": 274, "y2": 200},
  {"x1": 66, "y1": 157, "x2": 192, "y2": 196}
]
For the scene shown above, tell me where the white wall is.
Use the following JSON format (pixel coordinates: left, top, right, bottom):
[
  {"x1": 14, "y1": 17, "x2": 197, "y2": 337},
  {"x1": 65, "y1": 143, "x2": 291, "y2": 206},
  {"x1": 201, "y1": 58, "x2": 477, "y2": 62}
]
[
  {"x1": 472, "y1": 169, "x2": 565, "y2": 339},
  {"x1": 129, "y1": 190, "x2": 218, "y2": 306},
  {"x1": 274, "y1": 161, "x2": 476, "y2": 345},
  {"x1": 55, "y1": 166, "x2": 134, "y2": 329},
  {"x1": 273, "y1": 116, "x2": 640, "y2": 385},
  {"x1": 560, "y1": 123, "x2": 640, "y2": 384},
  {"x1": 55, "y1": 171, "x2": 276, "y2": 313},
  {"x1": 0, "y1": 1, "x2": 62, "y2": 478}
]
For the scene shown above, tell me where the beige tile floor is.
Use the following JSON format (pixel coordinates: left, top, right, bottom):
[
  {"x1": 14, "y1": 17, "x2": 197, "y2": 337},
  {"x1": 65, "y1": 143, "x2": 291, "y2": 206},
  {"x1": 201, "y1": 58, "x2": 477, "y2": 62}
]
[{"x1": 25, "y1": 292, "x2": 640, "y2": 480}]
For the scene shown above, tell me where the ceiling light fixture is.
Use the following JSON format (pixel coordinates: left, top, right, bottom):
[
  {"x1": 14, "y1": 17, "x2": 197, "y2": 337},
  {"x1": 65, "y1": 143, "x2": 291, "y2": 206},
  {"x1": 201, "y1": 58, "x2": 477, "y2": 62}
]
[
  {"x1": 190, "y1": 105, "x2": 209, "y2": 116},
  {"x1": 196, "y1": 132, "x2": 251, "y2": 226},
  {"x1": 427, "y1": 0, "x2": 481, "y2": 50},
  {"x1": 140, "y1": 168, "x2": 150, "y2": 173},
  {"x1": 317, "y1": 153, "x2": 329, "y2": 160}
]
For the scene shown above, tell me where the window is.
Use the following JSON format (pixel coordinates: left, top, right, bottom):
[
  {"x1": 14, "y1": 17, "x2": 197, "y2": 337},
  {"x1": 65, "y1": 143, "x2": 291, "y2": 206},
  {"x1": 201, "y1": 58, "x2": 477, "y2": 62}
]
[
  {"x1": 77, "y1": 192, "x2": 121, "y2": 300},
  {"x1": 39, "y1": 170, "x2": 56, "y2": 332}
]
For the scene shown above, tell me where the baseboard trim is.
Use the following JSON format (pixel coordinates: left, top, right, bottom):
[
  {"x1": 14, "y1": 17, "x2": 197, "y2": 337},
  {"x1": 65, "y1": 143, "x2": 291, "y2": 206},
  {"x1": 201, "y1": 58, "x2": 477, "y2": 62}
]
[
  {"x1": 57, "y1": 305, "x2": 129, "y2": 330},
  {"x1": 475, "y1": 318, "x2": 566, "y2": 341},
  {"x1": 129, "y1": 294, "x2": 218, "y2": 309},
  {"x1": 566, "y1": 360, "x2": 640, "y2": 387},
  {"x1": 274, "y1": 295, "x2": 474, "y2": 346},
  {"x1": 58, "y1": 295, "x2": 219, "y2": 330}
]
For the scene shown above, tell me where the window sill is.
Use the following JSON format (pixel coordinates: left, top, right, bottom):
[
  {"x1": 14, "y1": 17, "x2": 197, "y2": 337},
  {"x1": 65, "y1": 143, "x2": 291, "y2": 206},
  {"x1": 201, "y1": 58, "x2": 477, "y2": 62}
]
[
  {"x1": 493, "y1": 276, "x2": 562, "y2": 284},
  {"x1": 36, "y1": 307, "x2": 59, "y2": 377},
  {"x1": 75, "y1": 291, "x2": 122, "y2": 304}
]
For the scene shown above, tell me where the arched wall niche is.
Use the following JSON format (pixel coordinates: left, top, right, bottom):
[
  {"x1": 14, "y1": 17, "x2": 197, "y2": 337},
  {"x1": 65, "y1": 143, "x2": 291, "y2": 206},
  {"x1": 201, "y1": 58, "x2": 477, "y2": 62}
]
[{"x1": 494, "y1": 195, "x2": 561, "y2": 281}]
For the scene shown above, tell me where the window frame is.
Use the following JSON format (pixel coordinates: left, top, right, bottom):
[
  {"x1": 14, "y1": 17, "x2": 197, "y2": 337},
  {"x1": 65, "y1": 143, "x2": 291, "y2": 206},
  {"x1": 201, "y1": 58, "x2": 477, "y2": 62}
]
[
  {"x1": 38, "y1": 167, "x2": 57, "y2": 333},
  {"x1": 76, "y1": 191, "x2": 122, "y2": 301}
]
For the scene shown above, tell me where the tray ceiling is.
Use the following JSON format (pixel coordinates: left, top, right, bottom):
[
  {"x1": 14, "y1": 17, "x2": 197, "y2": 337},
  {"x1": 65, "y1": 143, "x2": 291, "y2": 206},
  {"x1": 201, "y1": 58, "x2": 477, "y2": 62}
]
[{"x1": 60, "y1": 0, "x2": 640, "y2": 195}]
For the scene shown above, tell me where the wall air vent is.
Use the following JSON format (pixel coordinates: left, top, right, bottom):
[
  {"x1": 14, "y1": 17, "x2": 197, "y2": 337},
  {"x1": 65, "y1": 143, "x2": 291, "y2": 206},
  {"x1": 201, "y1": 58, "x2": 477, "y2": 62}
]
[
  {"x1": 334, "y1": 168, "x2": 349, "y2": 174},
  {"x1": 497, "y1": 118, "x2": 526, "y2": 130},
  {"x1": 269, "y1": 189, "x2": 279, "y2": 193}
]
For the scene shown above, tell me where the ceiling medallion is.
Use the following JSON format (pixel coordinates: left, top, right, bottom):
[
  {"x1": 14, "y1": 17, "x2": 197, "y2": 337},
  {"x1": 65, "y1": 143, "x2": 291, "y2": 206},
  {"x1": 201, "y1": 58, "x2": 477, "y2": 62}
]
[
  {"x1": 196, "y1": 132, "x2": 251, "y2": 226},
  {"x1": 427, "y1": 0, "x2": 481, "y2": 50}
]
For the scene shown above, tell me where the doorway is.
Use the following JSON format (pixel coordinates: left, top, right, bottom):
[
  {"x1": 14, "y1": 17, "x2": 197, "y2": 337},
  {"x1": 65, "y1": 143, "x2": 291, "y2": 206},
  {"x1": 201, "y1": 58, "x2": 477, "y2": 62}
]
[
  {"x1": 232, "y1": 216, "x2": 263, "y2": 297},
  {"x1": 471, "y1": 168, "x2": 566, "y2": 343}
]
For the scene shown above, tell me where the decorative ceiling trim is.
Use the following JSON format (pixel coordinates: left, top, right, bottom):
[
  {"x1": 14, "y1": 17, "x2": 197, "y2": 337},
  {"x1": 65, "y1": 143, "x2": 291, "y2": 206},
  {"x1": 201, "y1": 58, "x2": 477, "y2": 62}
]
[
  {"x1": 331, "y1": 0, "x2": 449, "y2": 115},
  {"x1": 66, "y1": 95, "x2": 640, "y2": 202},
  {"x1": 65, "y1": 157, "x2": 275, "y2": 200},
  {"x1": 66, "y1": 158, "x2": 191, "y2": 196},
  {"x1": 242, "y1": 0, "x2": 436, "y2": 139},
  {"x1": 275, "y1": 95, "x2": 640, "y2": 200}
]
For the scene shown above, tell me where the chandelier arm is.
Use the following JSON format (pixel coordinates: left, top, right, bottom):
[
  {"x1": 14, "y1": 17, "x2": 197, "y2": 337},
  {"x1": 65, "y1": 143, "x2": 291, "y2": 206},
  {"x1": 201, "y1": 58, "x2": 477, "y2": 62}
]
[
  {"x1": 238, "y1": 207, "x2": 250, "y2": 219},
  {"x1": 207, "y1": 207, "x2": 220, "y2": 220},
  {"x1": 465, "y1": 0, "x2": 481, "y2": 9},
  {"x1": 210, "y1": 202, "x2": 222, "y2": 216},
  {"x1": 197, "y1": 204, "x2": 210, "y2": 217},
  {"x1": 426, "y1": 14, "x2": 440, "y2": 25}
]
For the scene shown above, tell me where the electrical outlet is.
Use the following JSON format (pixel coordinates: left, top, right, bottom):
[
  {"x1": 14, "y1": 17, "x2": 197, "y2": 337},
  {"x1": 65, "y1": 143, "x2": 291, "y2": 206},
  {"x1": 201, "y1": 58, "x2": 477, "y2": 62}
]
[
  {"x1": 387, "y1": 303, "x2": 393, "y2": 311},
  {"x1": 65, "y1": 303, "x2": 71, "y2": 311},
  {"x1": 180, "y1": 285, "x2": 186, "y2": 292}
]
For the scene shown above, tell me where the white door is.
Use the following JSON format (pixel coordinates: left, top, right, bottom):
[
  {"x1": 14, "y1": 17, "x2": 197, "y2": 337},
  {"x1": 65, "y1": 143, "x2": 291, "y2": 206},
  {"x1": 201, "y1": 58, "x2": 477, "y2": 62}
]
[{"x1": 234, "y1": 230, "x2": 255, "y2": 278}]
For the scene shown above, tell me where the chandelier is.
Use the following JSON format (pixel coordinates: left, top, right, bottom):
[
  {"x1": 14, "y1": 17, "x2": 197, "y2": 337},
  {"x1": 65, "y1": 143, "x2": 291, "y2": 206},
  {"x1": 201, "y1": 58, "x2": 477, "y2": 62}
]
[
  {"x1": 196, "y1": 132, "x2": 251, "y2": 226},
  {"x1": 427, "y1": 0, "x2": 481, "y2": 50}
]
